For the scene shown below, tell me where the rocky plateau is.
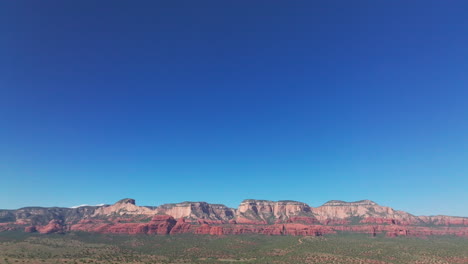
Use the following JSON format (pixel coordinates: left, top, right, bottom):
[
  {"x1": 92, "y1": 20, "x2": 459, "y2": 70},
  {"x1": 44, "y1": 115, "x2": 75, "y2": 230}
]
[{"x1": 0, "y1": 198, "x2": 467, "y2": 238}]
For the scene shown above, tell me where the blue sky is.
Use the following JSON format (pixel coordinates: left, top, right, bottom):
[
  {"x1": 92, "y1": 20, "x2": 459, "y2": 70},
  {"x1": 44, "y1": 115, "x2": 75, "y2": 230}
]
[{"x1": 1, "y1": 1, "x2": 467, "y2": 216}]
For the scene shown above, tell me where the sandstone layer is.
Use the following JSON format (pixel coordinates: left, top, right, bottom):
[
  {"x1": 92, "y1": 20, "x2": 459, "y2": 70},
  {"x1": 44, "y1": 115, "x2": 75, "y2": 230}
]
[{"x1": 1, "y1": 198, "x2": 466, "y2": 238}]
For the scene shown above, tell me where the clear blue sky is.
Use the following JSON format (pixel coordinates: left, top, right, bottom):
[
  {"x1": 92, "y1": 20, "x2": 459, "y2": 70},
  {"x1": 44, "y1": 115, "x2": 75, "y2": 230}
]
[{"x1": 1, "y1": 1, "x2": 467, "y2": 216}]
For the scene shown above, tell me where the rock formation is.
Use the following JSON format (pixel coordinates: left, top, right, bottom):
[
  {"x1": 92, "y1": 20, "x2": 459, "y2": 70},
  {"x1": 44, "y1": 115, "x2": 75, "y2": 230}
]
[
  {"x1": 312, "y1": 200, "x2": 423, "y2": 225},
  {"x1": 236, "y1": 200, "x2": 314, "y2": 224},
  {"x1": 1, "y1": 198, "x2": 467, "y2": 238},
  {"x1": 155, "y1": 202, "x2": 234, "y2": 221},
  {"x1": 92, "y1": 198, "x2": 155, "y2": 217}
]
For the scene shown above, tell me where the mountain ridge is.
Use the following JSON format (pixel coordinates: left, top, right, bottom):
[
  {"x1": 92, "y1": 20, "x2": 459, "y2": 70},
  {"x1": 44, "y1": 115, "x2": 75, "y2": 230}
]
[{"x1": 1, "y1": 198, "x2": 467, "y2": 237}]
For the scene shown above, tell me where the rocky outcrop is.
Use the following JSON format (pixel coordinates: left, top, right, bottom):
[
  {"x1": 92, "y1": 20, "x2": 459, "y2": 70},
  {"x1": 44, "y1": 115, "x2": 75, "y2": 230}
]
[
  {"x1": 92, "y1": 198, "x2": 155, "y2": 217},
  {"x1": 70, "y1": 215, "x2": 176, "y2": 235},
  {"x1": 36, "y1": 220, "x2": 65, "y2": 234},
  {"x1": 313, "y1": 200, "x2": 423, "y2": 225},
  {"x1": 147, "y1": 215, "x2": 177, "y2": 234},
  {"x1": 155, "y1": 202, "x2": 235, "y2": 221},
  {"x1": 236, "y1": 200, "x2": 315, "y2": 224},
  {"x1": 170, "y1": 218, "x2": 193, "y2": 234},
  {"x1": 1, "y1": 198, "x2": 467, "y2": 238}
]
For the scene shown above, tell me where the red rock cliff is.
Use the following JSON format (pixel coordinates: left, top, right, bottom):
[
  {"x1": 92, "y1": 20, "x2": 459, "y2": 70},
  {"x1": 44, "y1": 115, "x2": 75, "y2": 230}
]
[{"x1": 2, "y1": 198, "x2": 467, "y2": 238}]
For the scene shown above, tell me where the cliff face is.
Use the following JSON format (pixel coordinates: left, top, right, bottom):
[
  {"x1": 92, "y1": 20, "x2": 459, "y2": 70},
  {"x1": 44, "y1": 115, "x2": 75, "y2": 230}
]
[
  {"x1": 236, "y1": 200, "x2": 315, "y2": 224},
  {"x1": 312, "y1": 200, "x2": 423, "y2": 225},
  {"x1": 92, "y1": 198, "x2": 156, "y2": 217},
  {"x1": 155, "y1": 202, "x2": 235, "y2": 222},
  {"x1": 4, "y1": 198, "x2": 468, "y2": 238}
]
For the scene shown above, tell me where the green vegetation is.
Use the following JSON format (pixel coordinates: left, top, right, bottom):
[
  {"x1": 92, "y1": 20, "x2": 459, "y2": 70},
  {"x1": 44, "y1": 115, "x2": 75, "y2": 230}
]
[{"x1": 0, "y1": 232, "x2": 466, "y2": 263}]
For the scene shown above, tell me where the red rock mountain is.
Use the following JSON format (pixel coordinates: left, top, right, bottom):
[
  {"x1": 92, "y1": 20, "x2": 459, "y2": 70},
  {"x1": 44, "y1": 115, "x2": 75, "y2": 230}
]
[
  {"x1": 312, "y1": 200, "x2": 423, "y2": 225},
  {"x1": 236, "y1": 200, "x2": 315, "y2": 224},
  {"x1": 155, "y1": 202, "x2": 235, "y2": 222},
  {"x1": 1, "y1": 198, "x2": 467, "y2": 237}
]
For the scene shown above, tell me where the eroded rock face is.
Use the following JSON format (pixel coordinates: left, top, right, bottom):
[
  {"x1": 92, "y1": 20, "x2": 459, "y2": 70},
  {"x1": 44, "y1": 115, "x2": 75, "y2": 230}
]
[
  {"x1": 312, "y1": 200, "x2": 423, "y2": 225},
  {"x1": 147, "y1": 215, "x2": 177, "y2": 234},
  {"x1": 155, "y1": 202, "x2": 235, "y2": 221},
  {"x1": 36, "y1": 220, "x2": 65, "y2": 234},
  {"x1": 170, "y1": 218, "x2": 193, "y2": 234},
  {"x1": 1, "y1": 198, "x2": 468, "y2": 237},
  {"x1": 70, "y1": 215, "x2": 177, "y2": 235},
  {"x1": 92, "y1": 199, "x2": 155, "y2": 217},
  {"x1": 117, "y1": 198, "x2": 136, "y2": 205},
  {"x1": 236, "y1": 200, "x2": 316, "y2": 224}
]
